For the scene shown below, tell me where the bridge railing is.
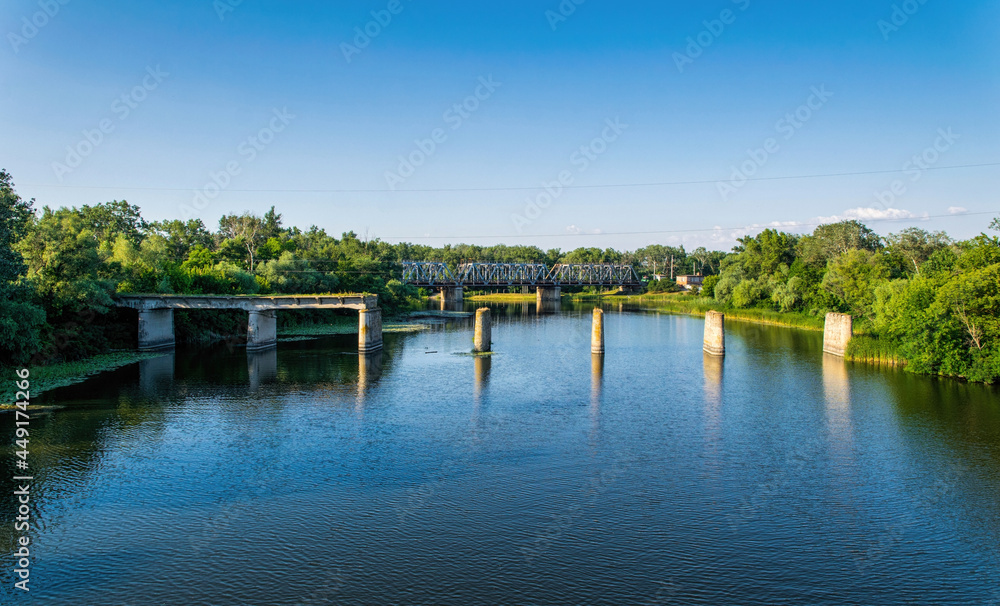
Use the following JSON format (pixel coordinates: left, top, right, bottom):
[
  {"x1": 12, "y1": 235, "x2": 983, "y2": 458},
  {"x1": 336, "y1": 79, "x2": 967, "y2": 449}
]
[
  {"x1": 401, "y1": 261, "x2": 456, "y2": 286},
  {"x1": 457, "y1": 262, "x2": 549, "y2": 286},
  {"x1": 402, "y1": 261, "x2": 640, "y2": 287},
  {"x1": 545, "y1": 264, "x2": 641, "y2": 286}
]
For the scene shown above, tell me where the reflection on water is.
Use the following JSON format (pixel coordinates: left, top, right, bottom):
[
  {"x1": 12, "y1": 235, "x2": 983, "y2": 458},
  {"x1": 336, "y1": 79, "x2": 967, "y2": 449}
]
[
  {"x1": 822, "y1": 352, "x2": 854, "y2": 450},
  {"x1": 536, "y1": 298, "x2": 561, "y2": 315},
  {"x1": 357, "y1": 350, "x2": 384, "y2": 407},
  {"x1": 473, "y1": 354, "x2": 491, "y2": 404},
  {"x1": 3, "y1": 308, "x2": 1000, "y2": 605},
  {"x1": 139, "y1": 352, "x2": 174, "y2": 394},
  {"x1": 590, "y1": 353, "x2": 604, "y2": 434},
  {"x1": 248, "y1": 348, "x2": 278, "y2": 391},
  {"x1": 702, "y1": 351, "x2": 724, "y2": 440}
]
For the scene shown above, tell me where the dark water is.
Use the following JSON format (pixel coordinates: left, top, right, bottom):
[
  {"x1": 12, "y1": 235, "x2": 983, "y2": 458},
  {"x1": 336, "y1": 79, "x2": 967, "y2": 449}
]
[{"x1": 3, "y1": 302, "x2": 1000, "y2": 605}]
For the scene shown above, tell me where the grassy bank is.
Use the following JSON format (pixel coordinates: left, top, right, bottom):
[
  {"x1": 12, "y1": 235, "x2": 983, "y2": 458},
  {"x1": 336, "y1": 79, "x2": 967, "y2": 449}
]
[
  {"x1": 845, "y1": 334, "x2": 907, "y2": 367},
  {"x1": 467, "y1": 293, "x2": 536, "y2": 302},
  {"x1": 278, "y1": 316, "x2": 429, "y2": 338},
  {"x1": 1, "y1": 352, "x2": 162, "y2": 408},
  {"x1": 613, "y1": 293, "x2": 825, "y2": 331}
]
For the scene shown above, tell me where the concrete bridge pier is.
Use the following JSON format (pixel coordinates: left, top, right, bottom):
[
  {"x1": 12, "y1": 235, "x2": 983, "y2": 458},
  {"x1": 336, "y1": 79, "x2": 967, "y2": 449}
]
[
  {"x1": 247, "y1": 310, "x2": 278, "y2": 351},
  {"x1": 703, "y1": 311, "x2": 725, "y2": 356},
  {"x1": 138, "y1": 309, "x2": 175, "y2": 351},
  {"x1": 536, "y1": 286, "x2": 561, "y2": 304},
  {"x1": 474, "y1": 308, "x2": 492, "y2": 353},
  {"x1": 441, "y1": 287, "x2": 464, "y2": 304},
  {"x1": 359, "y1": 308, "x2": 384, "y2": 353},
  {"x1": 591, "y1": 308, "x2": 605, "y2": 355},
  {"x1": 823, "y1": 313, "x2": 853, "y2": 357}
]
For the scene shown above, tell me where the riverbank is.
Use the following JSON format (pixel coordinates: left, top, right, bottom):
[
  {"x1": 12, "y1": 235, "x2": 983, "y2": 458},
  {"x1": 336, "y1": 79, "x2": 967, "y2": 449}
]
[
  {"x1": 605, "y1": 293, "x2": 825, "y2": 331},
  {"x1": 0, "y1": 352, "x2": 163, "y2": 408}
]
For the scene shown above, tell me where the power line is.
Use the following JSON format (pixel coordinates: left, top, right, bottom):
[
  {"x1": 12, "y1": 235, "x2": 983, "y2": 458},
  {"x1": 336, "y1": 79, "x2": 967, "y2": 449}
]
[
  {"x1": 381, "y1": 210, "x2": 1000, "y2": 240},
  {"x1": 20, "y1": 162, "x2": 1000, "y2": 194}
]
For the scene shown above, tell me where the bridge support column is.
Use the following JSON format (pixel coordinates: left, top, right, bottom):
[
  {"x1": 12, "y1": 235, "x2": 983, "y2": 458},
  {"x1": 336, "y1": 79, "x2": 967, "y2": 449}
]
[
  {"x1": 474, "y1": 308, "x2": 492, "y2": 353},
  {"x1": 591, "y1": 308, "x2": 605, "y2": 354},
  {"x1": 138, "y1": 309, "x2": 175, "y2": 351},
  {"x1": 247, "y1": 310, "x2": 277, "y2": 351},
  {"x1": 359, "y1": 308, "x2": 383, "y2": 353},
  {"x1": 823, "y1": 313, "x2": 853, "y2": 357},
  {"x1": 703, "y1": 311, "x2": 725, "y2": 356},
  {"x1": 536, "y1": 286, "x2": 561, "y2": 304},
  {"x1": 441, "y1": 287, "x2": 464, "y2": 303}
]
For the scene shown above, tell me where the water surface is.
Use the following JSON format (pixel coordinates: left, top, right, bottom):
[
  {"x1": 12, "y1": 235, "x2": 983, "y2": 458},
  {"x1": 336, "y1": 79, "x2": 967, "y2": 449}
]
[{"x1": 3, "y1": 303, "x2": 999, "y2": 605}]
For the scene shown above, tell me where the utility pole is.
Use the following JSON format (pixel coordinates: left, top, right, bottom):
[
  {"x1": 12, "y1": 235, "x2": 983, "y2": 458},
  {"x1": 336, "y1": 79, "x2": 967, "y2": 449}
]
[{"x1": 670, "y1": 256, "x2": 675, "y2": 280}]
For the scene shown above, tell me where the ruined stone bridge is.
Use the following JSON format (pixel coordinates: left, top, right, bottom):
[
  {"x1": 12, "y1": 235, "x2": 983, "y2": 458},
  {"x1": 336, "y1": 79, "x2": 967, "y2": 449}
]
[{"x1": 115, "y1": 294, "x2": 383, "y2": 353}]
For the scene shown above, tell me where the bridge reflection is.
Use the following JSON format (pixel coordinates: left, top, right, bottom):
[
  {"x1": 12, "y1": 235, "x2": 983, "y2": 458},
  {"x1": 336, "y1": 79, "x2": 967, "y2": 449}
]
[{"x1": 248, "y1": 348, "x2": 278, "y2": 391}]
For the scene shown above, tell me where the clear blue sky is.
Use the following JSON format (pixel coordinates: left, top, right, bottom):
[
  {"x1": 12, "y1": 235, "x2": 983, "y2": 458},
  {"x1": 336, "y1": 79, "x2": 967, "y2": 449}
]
[{"x1": 1, "y1": 0, "x2": 997, "y2": 251}]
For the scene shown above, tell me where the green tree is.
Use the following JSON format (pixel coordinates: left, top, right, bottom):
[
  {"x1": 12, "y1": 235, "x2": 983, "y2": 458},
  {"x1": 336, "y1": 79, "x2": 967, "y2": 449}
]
[
  {"x1": 0, "y1": 170, "x2": 45, "y2": 364},
  {"x1": 219, "y1": 212, "x2": 265, "y2": 271},
  {"x1": 17, "y1": 207, "x2": 114, "y2": 315},
  {"x1": 821, "y1": 249, "x2": 891, "y2": 316},
  {"x1": 799, "y1": 220, "x2": 882, "y2": 266},
  {"x1": 885, "y1": 227, "x2": 951, "y2": 275},
  {"x1": 150, "y1": 219, "x2": 212, "y2": 262}
]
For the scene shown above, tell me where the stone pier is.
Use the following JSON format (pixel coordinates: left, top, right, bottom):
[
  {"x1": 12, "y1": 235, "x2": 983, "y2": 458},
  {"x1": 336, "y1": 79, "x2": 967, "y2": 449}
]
[
  {"x1": 823, "y1": 312, "x2": 853, "y2": 357},
  {"x1": 246, "y1": 310, "x2": 277, "y2": 351},
  {"x1": 591, "y1": 308, "x2": 605, "y2": 355},
  {"x1": 138, "y1": 309, "x2": 175, "y2": 351},
  {"x1": 359, "y1": 308, "x2": 384, "y2": 353},
  {"x1": 703, "y1": 311, "x2": 725, "y2": 356},
  {"x1": 442, "y1": 287, "x2": 464, "y2": 304},
  {"x1": 474, "y1": 308, "x2": 492, "y2": 353},
  {"x1": 536, "y1": 286, "x2": 561, "y2": 304}
]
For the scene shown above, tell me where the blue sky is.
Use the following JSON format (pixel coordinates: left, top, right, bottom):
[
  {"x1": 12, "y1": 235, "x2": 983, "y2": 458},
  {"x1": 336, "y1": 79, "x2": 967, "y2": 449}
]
[{"x1": 1, "y1": 0, "x2": 997, "y2": 251}]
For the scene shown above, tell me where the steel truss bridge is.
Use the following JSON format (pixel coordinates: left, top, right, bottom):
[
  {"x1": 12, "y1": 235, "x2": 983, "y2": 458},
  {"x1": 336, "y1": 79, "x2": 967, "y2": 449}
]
[{"x1": 401, "y1": 262, "x2": 641, "y2": 288}]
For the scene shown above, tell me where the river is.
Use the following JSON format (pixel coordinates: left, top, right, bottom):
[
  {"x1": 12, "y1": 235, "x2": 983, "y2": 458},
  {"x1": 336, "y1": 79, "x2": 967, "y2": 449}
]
[{"x1": 2, "y1": 301, "x2": 999, "y2": 605}]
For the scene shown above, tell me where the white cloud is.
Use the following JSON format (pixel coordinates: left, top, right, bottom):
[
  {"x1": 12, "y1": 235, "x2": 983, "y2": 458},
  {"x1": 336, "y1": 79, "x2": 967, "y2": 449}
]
[
  {"x1": 948, "y1": 206, "x2": 968, "y2": 215},
  {"x1": 841, "y1": 207, "x2": 923, "y2": 221},
  {"x1": 565, "y1": 225, "x2": 581, "y2": 234}
]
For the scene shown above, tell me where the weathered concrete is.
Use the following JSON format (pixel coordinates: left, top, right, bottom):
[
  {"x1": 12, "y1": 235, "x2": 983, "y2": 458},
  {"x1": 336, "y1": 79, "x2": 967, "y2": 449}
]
[
  {"x1": 359, "y1": 308, "x2": 383, "y2": 353},
  {"x1": 474, "y1": 307, "x2": 492, "y2": 353},
  {"x1": 138, "y1": 308, "x2": 175, "y2": 351},
  {"x1": 823, "y1": 313, "x2": 853, "y2": 357},
  {"x1": 591, "y1": 308, "x2": 605, "y2": 355},
  {"x1": 703, "y1": 311, "x2": 725, "y2": 356},
  {"x1": 117, "y1": 294, "x2": 377, "y2": 311},
  {"x1": 118, "y1": 294, "x2": 380, "y2": 353},
  {"x1": 246, "y1": 310, "x2": 277, "y2": 351},
  {"x1": 441, "y1": 287, "x2": 464, "y2": 304},
  {"x1": 536, "y1": 286, "x2": 561, "y2": 304}
]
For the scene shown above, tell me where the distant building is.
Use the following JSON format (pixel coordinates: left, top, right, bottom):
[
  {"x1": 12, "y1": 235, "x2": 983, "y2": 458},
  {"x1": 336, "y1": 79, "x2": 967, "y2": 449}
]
[{"x1": 676, "y1": 275, "x2": 704, "y2": 290}]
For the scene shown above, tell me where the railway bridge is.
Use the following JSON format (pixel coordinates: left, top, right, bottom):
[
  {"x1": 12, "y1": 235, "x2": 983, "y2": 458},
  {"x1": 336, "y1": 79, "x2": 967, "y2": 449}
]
[{"x1": 401, "y1": 262, "x2": 641, "y2": 304}]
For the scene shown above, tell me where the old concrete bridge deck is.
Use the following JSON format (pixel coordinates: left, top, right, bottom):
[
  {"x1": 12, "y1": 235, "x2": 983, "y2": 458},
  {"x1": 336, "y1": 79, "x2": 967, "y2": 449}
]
[{"x1": 116, "y1": 294, "x2": 383, "y2": 353}]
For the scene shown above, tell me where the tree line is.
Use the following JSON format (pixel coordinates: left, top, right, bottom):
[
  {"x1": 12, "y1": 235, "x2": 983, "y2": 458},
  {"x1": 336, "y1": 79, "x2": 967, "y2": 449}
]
[{"x1": 1, "y1": 170, "x2": 997, "y2": 382}]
